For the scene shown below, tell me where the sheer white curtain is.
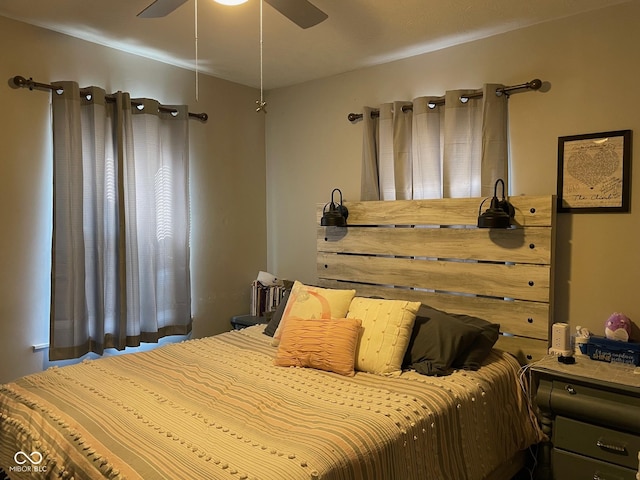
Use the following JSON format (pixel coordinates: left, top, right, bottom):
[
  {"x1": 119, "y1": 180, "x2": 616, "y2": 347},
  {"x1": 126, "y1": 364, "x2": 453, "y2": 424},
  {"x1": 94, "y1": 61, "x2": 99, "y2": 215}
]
[
  {"x1": 361, "y1": 84, "x2": 508, "y2": 200},
  {"x1": 50, "y1": 81, "x2": 191, "y2": 361}
]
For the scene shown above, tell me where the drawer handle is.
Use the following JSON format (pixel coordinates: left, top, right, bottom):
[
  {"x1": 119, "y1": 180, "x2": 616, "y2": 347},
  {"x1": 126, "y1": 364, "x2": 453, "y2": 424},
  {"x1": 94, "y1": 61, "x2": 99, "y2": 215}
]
[
  {"x1": 596, "y1": 438, "x2": 628, "y2": 454},
  {"x1": 565, "y1": 384, "x2": 576, "y2": 395}
]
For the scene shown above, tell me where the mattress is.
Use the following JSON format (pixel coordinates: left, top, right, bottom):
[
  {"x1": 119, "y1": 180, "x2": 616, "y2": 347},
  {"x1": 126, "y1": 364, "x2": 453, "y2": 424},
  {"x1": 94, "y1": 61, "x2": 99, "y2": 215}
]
[{"x1": 0, "y1": 325, "x2": 543, "y2": 479}]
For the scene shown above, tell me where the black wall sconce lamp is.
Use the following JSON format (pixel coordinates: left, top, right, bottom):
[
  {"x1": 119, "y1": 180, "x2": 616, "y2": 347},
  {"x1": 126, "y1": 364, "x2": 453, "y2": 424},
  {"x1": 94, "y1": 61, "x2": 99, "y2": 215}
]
[
  {"x1": 321, "y1": 188, "x2": 349, "y2": 227},
  {"x1": 477, "y1": 178, "x2": 514, "y2": 228}
]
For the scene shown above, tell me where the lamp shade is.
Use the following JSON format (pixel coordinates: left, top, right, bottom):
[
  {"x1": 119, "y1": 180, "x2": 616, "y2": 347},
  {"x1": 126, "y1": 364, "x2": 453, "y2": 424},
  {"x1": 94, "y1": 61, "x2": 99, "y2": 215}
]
[
  {"x1": 477, "y1": 198, "x2": 511, "y2": 228},
  {"x1": 477, "y1": 179, "x2": 513, "y2": 228},
  {"x1": 321, "y1": 189, "x2": 348, "y2": 227}
]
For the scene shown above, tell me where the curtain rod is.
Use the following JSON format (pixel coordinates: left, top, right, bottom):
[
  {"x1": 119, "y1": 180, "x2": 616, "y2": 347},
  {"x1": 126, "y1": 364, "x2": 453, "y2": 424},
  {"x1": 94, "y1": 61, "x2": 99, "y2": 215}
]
[
  {"x1": 11, "y1": 75, "x2": 208, "y2": 122},
  {"x1": 347, "y1": 78, "x2": 542, "y2": 123}
]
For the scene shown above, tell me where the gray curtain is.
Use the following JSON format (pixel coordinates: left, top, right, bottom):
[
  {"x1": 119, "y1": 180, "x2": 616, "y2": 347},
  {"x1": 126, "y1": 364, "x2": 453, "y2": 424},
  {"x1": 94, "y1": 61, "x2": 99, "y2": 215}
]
[
  {"x1": 50, "y1": 81, "x2": 191, "y2": 361},
  {"x1": 361, "y1": 84, "x2": 508, "y2": 200},
  {"x1": 360, "y1": 106, "x2": 380, "y2": 201}
]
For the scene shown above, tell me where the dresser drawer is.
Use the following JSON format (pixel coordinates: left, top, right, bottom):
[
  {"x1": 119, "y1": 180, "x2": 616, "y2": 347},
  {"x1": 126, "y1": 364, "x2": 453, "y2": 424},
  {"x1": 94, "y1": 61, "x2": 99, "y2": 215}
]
[
  {"x1": 555, "y1": 416, "x2": 640, "y2": 469},
  {"x1": 554, "y1": 449, "x2": 637, "y2": 480},
  {"x1": 549, "y1": 379, "x2": 640, "y2": 433}
]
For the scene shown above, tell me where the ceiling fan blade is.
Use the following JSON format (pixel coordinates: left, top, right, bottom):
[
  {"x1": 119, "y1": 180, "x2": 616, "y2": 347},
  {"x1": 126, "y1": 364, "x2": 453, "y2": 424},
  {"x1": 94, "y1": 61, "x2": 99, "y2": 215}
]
[
  {"x1": 264, "y1": 0, "x2": 328, "y2": 29},
  {"x1": 137, "y1": 0, "x2": 189, "y2": 18}
]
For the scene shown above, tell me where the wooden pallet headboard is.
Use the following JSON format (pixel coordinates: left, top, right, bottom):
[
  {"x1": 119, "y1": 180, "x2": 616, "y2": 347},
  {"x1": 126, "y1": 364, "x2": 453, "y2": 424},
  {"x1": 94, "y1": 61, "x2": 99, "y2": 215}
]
[{"x1": 316, "y1": 195, "x2": 556, "y2": 364}]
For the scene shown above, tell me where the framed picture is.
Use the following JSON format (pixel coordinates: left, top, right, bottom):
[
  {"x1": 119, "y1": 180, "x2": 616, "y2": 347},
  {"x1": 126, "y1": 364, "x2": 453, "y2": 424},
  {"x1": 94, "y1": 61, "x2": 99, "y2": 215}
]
[{"x1": 557, "y1": 129, "x2": 632, "y2": 213}]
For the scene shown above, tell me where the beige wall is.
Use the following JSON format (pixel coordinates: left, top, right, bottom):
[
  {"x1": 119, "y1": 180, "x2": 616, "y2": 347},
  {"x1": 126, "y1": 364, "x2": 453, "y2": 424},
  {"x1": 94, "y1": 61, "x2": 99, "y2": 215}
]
[
  {"x1": 3, "y1": 2, "x2": 640, "y2": 384},
  {"x1": 0, "y1": 16, "x2": 267, "y2": 383},
  {"x1": 265, "y1": 2, "x2": 640, "y2": 340}
]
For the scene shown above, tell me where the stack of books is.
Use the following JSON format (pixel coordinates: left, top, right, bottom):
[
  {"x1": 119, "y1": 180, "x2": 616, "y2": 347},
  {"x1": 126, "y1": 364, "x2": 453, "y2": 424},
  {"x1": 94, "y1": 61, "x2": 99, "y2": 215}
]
[{"x1": 250, "y1": 280, "x2": 286, "y2": 317}]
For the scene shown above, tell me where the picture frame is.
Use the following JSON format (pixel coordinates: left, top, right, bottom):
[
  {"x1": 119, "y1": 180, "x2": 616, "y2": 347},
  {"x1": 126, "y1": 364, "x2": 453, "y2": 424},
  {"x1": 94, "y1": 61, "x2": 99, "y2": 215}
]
[{"x1": 557, "y1": 129, "x2": 632, "y2": 213}]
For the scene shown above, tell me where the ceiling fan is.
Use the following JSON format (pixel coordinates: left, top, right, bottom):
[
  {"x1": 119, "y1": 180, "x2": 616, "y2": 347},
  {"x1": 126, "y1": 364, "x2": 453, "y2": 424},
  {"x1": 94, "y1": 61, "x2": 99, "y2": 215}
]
[{"x1": 138, "y1": 0, "x2": 328, "y2": 29}]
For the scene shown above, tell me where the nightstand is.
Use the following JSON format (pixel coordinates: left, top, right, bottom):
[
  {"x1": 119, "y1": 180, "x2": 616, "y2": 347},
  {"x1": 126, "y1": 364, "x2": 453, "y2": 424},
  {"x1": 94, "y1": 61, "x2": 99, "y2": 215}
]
[
  {"x1": 230, "y1": 314, "x2": 267, "y2": 330},
  {"x1": 531, "y1": 355, "x2": 640, "y2": 480}
]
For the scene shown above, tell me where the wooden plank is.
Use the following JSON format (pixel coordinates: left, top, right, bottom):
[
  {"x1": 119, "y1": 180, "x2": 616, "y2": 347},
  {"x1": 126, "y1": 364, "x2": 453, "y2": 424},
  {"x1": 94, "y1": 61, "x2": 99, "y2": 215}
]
[
  {"x1": 318, "y1": 225, "x2": 552, "y2": 265},
  {"x1": 317, "y1": 195, "x2": 555, "y2": 227},
  {"x1": 316, "y1": 280, "x2": 550, "y2": 341},
  {"x1": 318, "y1": 253, "x2": 551, "y2": 302},
  {"x1": 496, "y1": 335, "x2": 549, "y2": 364}
]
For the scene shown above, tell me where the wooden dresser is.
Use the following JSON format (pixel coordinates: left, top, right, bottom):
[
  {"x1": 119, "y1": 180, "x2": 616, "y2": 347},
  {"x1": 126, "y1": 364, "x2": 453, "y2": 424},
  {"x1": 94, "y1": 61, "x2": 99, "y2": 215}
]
[{"x1": 532, "y1": 355, "x2": 640, "y2": 479}]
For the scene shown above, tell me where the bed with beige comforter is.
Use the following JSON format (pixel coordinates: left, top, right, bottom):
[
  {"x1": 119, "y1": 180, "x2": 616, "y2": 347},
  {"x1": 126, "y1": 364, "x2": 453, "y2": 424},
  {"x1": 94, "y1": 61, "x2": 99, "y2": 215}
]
[{"x1": 0, "y1": 325, "x2": 542, "y2": 479}]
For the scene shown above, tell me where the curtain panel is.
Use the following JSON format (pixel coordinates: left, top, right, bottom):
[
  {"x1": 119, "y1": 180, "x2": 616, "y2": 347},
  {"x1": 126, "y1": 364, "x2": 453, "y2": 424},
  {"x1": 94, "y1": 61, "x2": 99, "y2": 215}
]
[
  {"x1": 361, "y1": 84, "x2": 508, "y2": 200},
  {"x1": 49, "y1": 81, "x2": 192, "y2": 361}
]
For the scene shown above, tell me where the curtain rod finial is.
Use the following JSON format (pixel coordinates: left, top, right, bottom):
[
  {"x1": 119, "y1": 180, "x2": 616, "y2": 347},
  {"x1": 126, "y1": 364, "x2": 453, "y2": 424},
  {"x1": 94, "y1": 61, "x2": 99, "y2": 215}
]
[
  {"x1": 529, "y1": 79, "x2": 542, "y2": 90},
  {"x1": 191, "y1": 112, "x2": 208, "y2": 122},
  {"x1": 11, "y1": 75, "x2": 28, "y2": 89}
]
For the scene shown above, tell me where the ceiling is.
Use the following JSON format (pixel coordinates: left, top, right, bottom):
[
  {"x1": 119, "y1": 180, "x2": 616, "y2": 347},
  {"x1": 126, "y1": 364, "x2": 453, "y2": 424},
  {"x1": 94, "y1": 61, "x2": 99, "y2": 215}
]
[{"x1": 0, "y1": 0, "x2": 629, "y2": 90}]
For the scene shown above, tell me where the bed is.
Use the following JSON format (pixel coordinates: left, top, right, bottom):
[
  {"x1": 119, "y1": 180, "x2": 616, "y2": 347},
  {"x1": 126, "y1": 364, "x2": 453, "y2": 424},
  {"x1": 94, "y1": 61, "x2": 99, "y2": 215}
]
[{"x1": 0, "y1": 195, "x2": 556, "y2": 480}]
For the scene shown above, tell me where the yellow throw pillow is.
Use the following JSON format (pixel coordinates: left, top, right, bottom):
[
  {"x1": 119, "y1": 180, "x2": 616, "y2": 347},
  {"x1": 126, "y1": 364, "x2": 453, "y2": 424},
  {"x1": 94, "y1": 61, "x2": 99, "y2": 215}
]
[
  {"x1": 274, "y1": 318, "x2": 362, "y2": 376},
  {"x1": 347, "y1": 297, "x2": 421, "y2": 375},
  {"x1": 272, "y1": 281, "x2": 356, "y2": 345}
]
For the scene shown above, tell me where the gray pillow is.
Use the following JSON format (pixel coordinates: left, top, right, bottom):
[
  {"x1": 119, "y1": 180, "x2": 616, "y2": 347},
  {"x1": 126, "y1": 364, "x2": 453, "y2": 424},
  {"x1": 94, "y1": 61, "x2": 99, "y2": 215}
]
[
  {"x1": 452, "y1": 314, "x2": 500, "y2": 370},
  {"x1": 403, "y1": 305, "x2": 499, "y2": 375},
  {"x1": 404, "y1": 312, "x2": 479, "y2": 376},
  {"x1": 263, "y1": 289, "x2": 291, "y2": 337}
]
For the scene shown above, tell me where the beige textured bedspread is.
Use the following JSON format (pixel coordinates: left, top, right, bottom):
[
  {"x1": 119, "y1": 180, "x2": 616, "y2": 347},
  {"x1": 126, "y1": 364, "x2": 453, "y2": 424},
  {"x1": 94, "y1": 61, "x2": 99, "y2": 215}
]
[{"x1": 0, "y1": 326, "x2": 543, "y2": 479}]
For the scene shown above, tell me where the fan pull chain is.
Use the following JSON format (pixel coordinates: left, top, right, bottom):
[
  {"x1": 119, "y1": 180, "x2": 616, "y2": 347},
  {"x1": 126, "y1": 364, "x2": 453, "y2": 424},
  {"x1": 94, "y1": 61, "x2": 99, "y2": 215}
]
[
  {"x1": 255, "y1": 0, "x2": 267, "y2": 113},
  {"x1": 194, "y1": 0, "x2": 199, "y2": 101}
]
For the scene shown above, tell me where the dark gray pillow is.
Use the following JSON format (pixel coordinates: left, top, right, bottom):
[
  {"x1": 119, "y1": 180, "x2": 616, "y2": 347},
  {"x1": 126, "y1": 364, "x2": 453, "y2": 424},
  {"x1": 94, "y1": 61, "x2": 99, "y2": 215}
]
[
  {"x1": 403, "y1": 305, "x2": 499, "y2": 375},
  {"x1": 452, "y1": 314, "x2": 500, "y2": 370},
  {"x1": 263, "y1": 289, "x2": 291, "y2": 337},
  {"x1": 404, "y1": 313, "x2": 479, "y2": 376}
]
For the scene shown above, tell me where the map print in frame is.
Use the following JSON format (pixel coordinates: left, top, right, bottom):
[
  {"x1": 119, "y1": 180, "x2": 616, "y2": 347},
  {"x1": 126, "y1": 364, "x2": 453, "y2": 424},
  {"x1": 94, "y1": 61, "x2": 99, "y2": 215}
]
[{"x1": 557, "y1": 129, "x2": 631, "y2": 213}]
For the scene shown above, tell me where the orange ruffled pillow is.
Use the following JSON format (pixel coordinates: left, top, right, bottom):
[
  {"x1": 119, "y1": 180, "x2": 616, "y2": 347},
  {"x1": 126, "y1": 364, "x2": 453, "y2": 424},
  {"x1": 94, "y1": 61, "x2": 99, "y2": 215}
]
[{"x1": 274, "y1": 317, "x2": 362, "y2": 376}]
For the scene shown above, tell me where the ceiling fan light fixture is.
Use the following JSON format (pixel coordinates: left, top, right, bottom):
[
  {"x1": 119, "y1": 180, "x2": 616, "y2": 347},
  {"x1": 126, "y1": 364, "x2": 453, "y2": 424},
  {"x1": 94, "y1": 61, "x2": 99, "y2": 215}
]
[
  {"x1": 213, "y1": 0, "x2": 248, "y2": 5},
  {"x1": 138, "y1": 0, "x2": 327, "y2": 28}
]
